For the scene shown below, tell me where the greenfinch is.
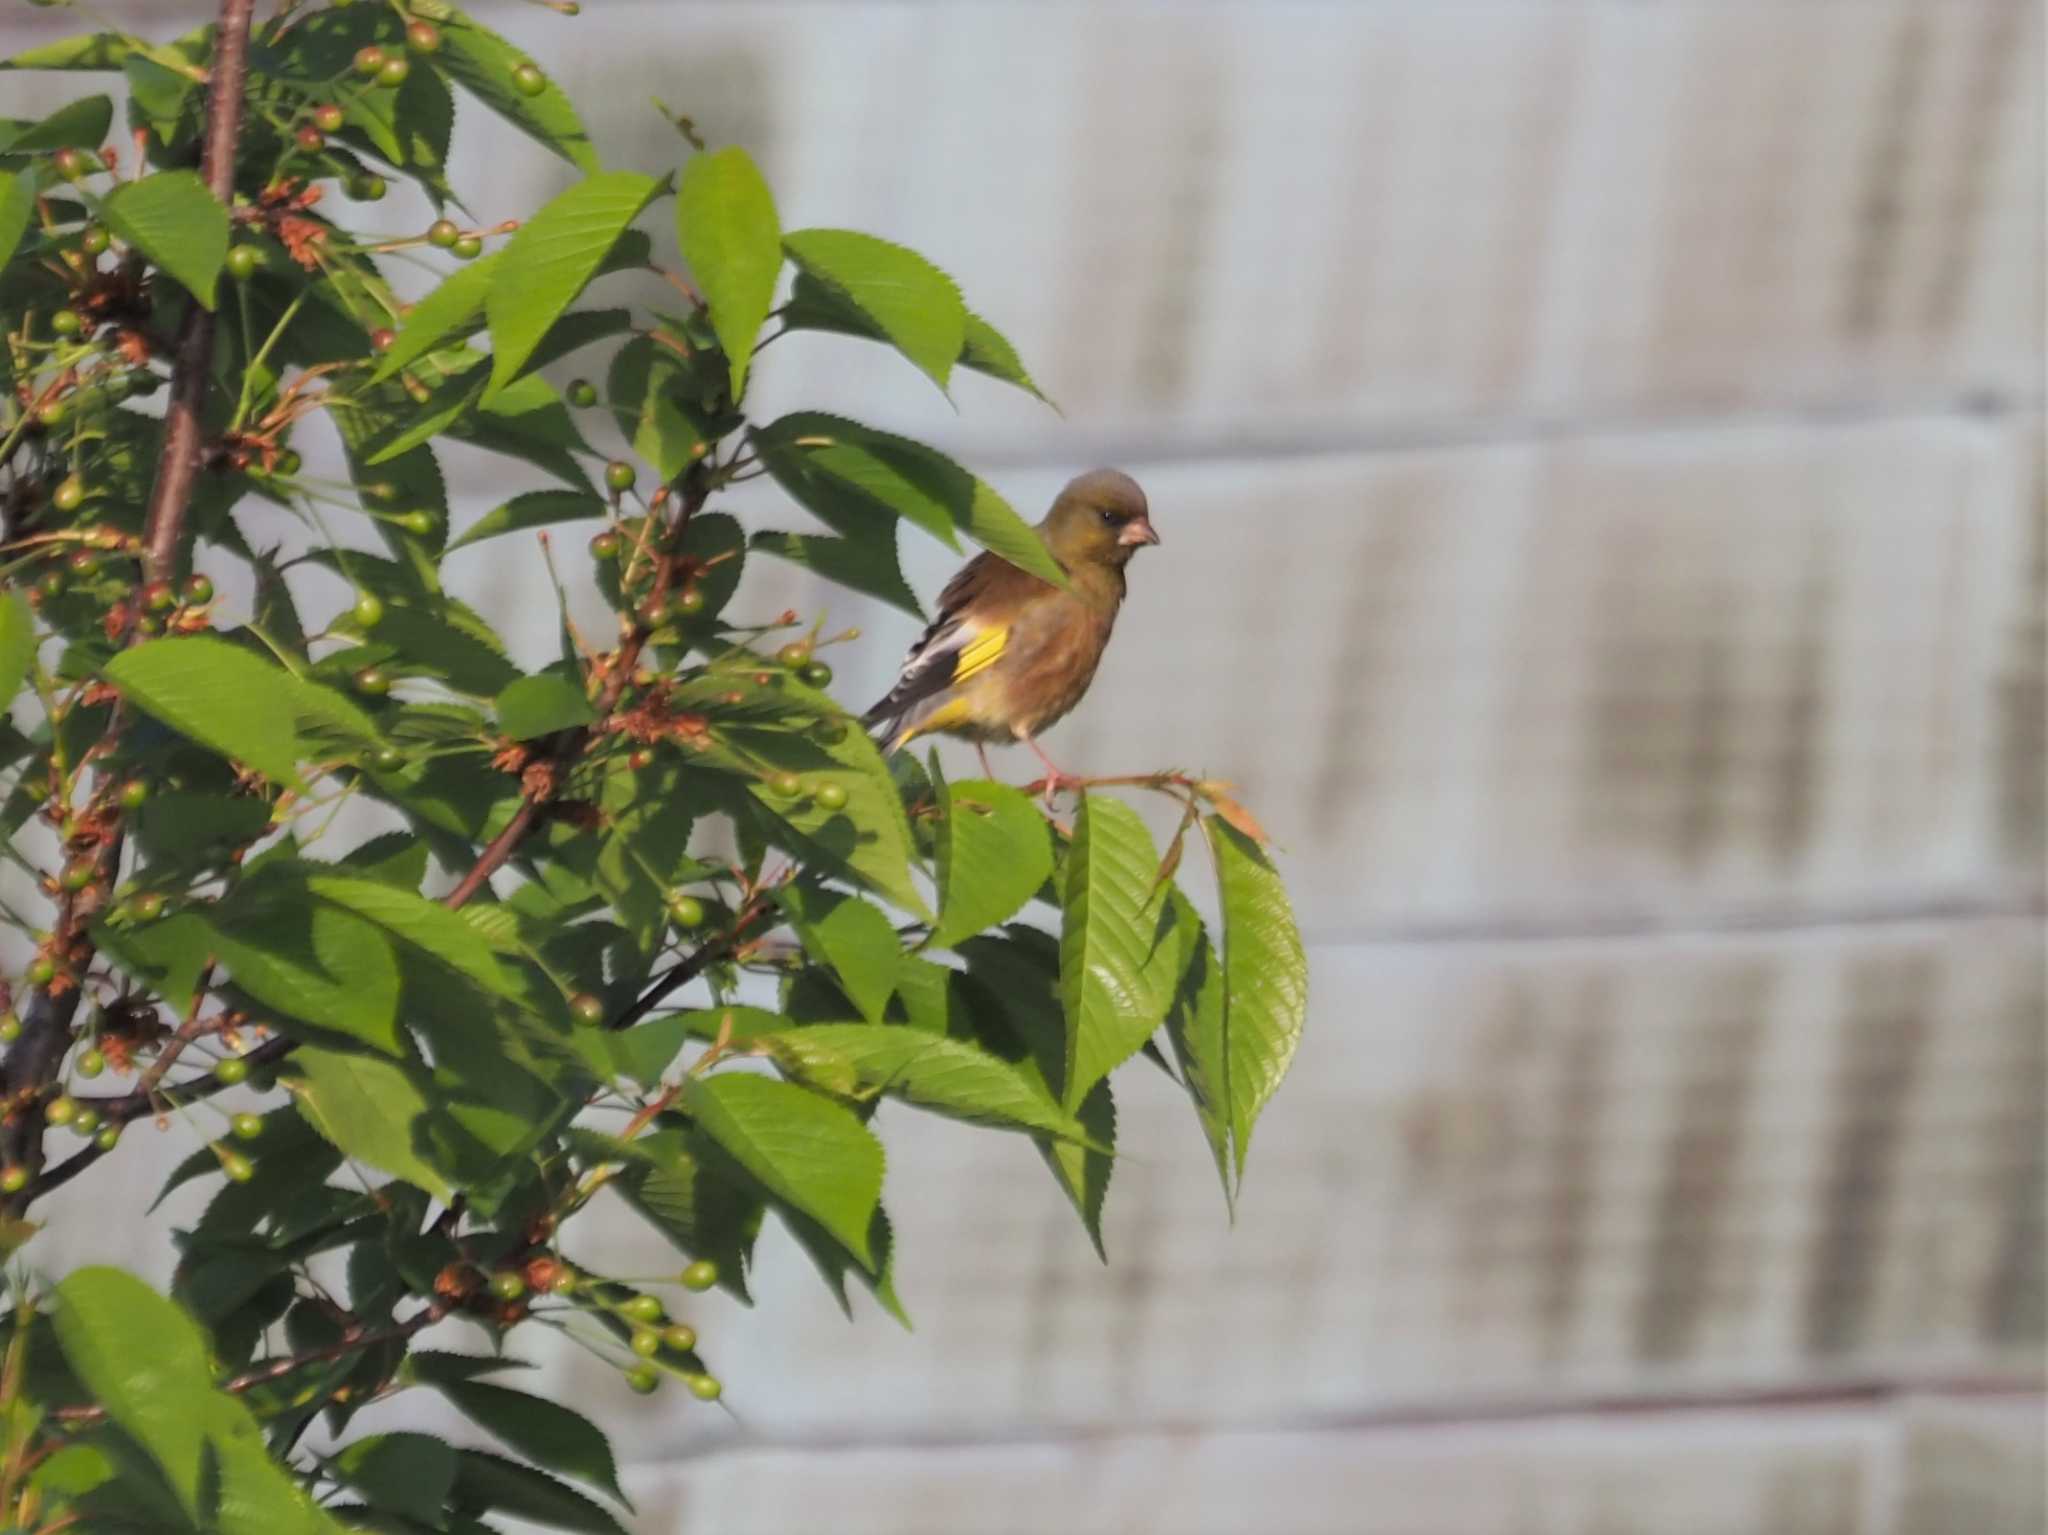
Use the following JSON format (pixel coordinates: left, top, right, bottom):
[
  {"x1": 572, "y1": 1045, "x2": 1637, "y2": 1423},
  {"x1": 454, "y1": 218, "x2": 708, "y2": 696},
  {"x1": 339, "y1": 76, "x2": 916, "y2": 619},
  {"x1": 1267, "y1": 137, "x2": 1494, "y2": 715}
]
[{"x1": 863, "y1": 469, "x2": 1159, "y2": 792}]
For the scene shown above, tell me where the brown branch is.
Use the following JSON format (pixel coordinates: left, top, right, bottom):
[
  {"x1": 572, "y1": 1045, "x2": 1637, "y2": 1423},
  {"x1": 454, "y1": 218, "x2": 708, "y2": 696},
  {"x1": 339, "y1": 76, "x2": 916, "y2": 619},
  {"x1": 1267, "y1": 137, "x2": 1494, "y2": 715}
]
[
  {"x1": 0, "y1": 0, "x2": 259, "y2": 1216},
  {"x1": 607, "y1": 892, "x2": 777, "y2": 1032}
]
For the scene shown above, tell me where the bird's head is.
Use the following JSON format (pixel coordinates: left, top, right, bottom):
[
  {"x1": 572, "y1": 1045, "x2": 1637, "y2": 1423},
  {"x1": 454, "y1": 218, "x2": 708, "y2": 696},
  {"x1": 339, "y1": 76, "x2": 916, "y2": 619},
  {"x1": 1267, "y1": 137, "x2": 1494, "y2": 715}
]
[{"x1": 1041, "y1": 469, "x2": 1159, "y2": 571}]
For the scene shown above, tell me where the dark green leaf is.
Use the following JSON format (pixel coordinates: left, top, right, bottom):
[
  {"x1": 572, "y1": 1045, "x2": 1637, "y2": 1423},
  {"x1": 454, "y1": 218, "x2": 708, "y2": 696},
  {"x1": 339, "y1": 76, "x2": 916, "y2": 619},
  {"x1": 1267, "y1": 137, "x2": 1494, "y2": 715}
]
[
  {"x1": 0, "y1": 94, "x2": 112, "y2": 154},
  {"x1": 436, "y1": 16, "x2": 599, "y2": 174},
  {"x1": 605, "y1": 333, "x2": 714, "y2": 481},
  {"x1": 778, "y1": 886, "x2": 899, "y2": 1023},
  {"x1": 496, "y1": 671, "x2": 595, "y2": 739},
  {"x1": 331, "y1": 1434, "x2": 456, "y2": 1528},
  {"x1": 288, "y1": 1047, "x2": 456, "y2": 1202},
  {"x1": 768, "y1": 1024, "x2": 1092, "y2": 1141},
  {"x1": 449, "y1": 489, "x2": 607, "y2": 554},
  {"x1": 206, "y1": 889, "x2": 404, "y2": 1054},
  {"x1": 749, "y1": 529, "x2": 922, "y2": 619},
  {"x1": 0, "y1": 588, "x2": 32, "y2": 704},
  {"x1": 0, "y1": 169, "x2": 35, "y2": 273},
  {"x1": 133, "y1": 791, "x2": 270, "y2": 866},
  {"x1": 1040, "y1": 1080, "x2": 1115, "y2": 1260},
  {"x1": 437, "y1": 1382, "x2": 626, "y2": 1504},
  {"x1": 450, "y1": 1450, "x2": 625, "y2": 1535},
  {"x1": 677, "y1": 146, "x2": 781, "y2": 398}
]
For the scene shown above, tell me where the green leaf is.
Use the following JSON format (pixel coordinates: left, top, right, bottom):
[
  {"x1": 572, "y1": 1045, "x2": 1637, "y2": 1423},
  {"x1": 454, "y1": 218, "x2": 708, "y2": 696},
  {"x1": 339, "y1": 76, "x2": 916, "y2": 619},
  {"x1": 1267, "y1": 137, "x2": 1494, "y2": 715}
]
[
  {"x1": 486, "y1": 171, "x2": 659, "y2": 399},
  {"x1": 1160, "y1": 899, "x2": 1230, "y2": 1202},
  {"x1": 1204, "y1": 819, "x2": 1308, "y2": 1183},
  {"x1": 437, "y1": 1381, "x2": 627, "y2": 1505},
  {"x1": 778, "y1": 886, "x2": 899, "y2": 1023},
  {"x1": 307, "y1": 873, "x2": 523, "y2": 1000},
  {"x1": 960, "y1": 310, "x2": 1050, "y2": 401},
  {"x1": 749, "y1": 529, "x2": 922, "y2": 619},
  {"x1": 768, "y1": 1024, "x2": 1092, "y2": 1141},
  {"x1": 1041, "y1": 1080, "x2": 1115, "y2": 1260},
  {"x1": 104, "y1": 636, "x2": 381, "y2": 790},
  {"x1": 1058, "y1": 794, "x2": 1185, "y2": 1109},
  {"x1": 437, "y1": 16, "x2": 599, "y2": 173},
  {"x1": 782, "y1": 274, "x2": 1048, "y2": 401},
  {"x1": 2, "y1": 34, "x2": 142, "y2": 73},
  {"x1": 450, "y1": 1451, "x2": 625, "y2": 1535},
  {"x1": 754, "y1": 412, "x2": 1066, "y2": 586},
  {"x1": 0, "y1": 94, "x2": 112, "y2": 154},
  {"x1": 132, "y1": 791, "x2": 270, "y2": 866},
  {"x1": 341, "y1": 831, "x2": 429, "y2": 890},
  {"x1": 288, "y1": 1047, "x2": 456, "y2": 1202},
  {"x1": 0, "y1": 588, "x2": 31, "y2": 704},
  {"x1": 496, "y1": 670, "x2": 595, "y2": 739},
  {"x1": 604, "y1": 1128, "x2": 762, "y2": 1303},
  {"x1": 101, "y1": 169, "x2": 228, "y2": 308},
  {"x1": 677, "y1": 145, "x2": 782, "y2": 399},
  {"x1": 50, "y1": 1268, "x2": 212, "y2": 1519},
  {"x1": 449, "y1": 489, "x2": 607, "y2": 553},
  {"x1": 368, "y1": 253, "x2": 497, "y2": 383},
  {"x1": 783, "y1": 229, "x2": 965, "y2": 393},
  {"x1": 605, "y1": 333, "x2": 714, "y2": 481},
  {"x1": 205, "y1": 889, "x2": 404, "y2": 1054},
  {"x1": 931, "y1": 778, "x2": 1053, "y2": 950},
  {"x1": 686, "y1": 1072, "x2": 884, "y2": 1270},
  {"x1": 0, "y1": 169, "x2": 36, "y2": 273},
  {"x1": 331, "y1": 1434, "x2": 456, "y2": 1528}
]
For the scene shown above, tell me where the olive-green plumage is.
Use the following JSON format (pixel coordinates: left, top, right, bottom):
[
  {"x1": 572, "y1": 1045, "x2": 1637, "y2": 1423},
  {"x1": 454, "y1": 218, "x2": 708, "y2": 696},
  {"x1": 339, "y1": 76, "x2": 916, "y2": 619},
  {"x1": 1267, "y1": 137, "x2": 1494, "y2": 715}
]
[{"x1": 862, "y1": 469, "x2": 1159, "y2": 778}]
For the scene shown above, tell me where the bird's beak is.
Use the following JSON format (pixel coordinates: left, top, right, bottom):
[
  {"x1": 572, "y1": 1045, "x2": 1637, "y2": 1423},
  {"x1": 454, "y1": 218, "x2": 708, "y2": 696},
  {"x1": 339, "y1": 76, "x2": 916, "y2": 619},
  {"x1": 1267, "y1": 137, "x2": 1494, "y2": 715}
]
[{"x1": 1119, "y1": 515, "x2": 1160, "y2": 548}]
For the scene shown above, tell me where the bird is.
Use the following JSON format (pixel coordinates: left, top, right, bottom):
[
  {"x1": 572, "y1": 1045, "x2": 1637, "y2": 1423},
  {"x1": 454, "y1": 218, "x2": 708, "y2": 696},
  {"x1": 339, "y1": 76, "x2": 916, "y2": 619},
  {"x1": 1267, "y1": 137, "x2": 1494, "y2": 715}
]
[{"x1": 862, "y1": 469, "x2": 1159, "y2": 799}]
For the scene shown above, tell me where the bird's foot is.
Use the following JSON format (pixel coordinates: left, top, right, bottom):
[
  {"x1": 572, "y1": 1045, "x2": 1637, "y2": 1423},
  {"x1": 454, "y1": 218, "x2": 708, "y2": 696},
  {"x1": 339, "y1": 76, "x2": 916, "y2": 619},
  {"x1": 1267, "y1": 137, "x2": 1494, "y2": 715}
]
[{"x1": 1024, "y1": 769, "x2": 1081, "y2": 809}]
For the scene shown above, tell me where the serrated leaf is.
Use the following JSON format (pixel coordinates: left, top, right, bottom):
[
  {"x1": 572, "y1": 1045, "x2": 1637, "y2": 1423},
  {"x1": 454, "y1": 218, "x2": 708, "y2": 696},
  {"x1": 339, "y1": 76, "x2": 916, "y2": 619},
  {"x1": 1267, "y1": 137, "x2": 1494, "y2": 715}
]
[
  {"x1": 496, "y1": 670, "x2": 595, "y2": 740},
  {"x1": 0, "y1": 94, "x2": 111, "y2": 154},
  {"x1": 0, "y1": 588, "x2": 31, "y2": 704},
  {"x1": 767, "y1": 1024, "x2": 1093, "y2": 1141},
  {"x1": 450, "y1": 1451, "x2": 624, "y2": 1535},
  {"x1": 0, "y1": 169, "x2": 35, "y2": 273},
  {"x1": 677, "y1": 145, "x2": 781, "y2": 399},
  {"x1": 104, "y1": 636, "x2": 381, "y2": 790},
  {"x1": 1040, "y1": 1079, "x2": 1115, "y2": 1260},
  {"x1": 331, "y1": 1434, "x2": 456, "y2": 1528},
  {"x1": 486, "y1": 171, "x2": 658, "y2": 399},
  {"x1": 288, "y1": 1047, "x2": 456, "y2": 1203},
  {"x1": 206, "y1": 888, "x2": 404, "y2": 1054},
  {"x1": 605, "y1": 333, "x2": 713, "y2": 481},
  {"x1": 1205, "y1": 819, "x2": 1308, "y2": 1182},
  {"x1": 783, "y1": 229, "x2": 965, "y2": 393},
  {"x1": 782, "y1": 275, "x2": 1048, "y2": 401},
  {"x1": 961, "y1": 310, "x2": 1050, "y2": 400},
  {"x1": 449, "y1": 489, "x2": 607, "y2": 553},
  {"x1": 101, "y1": 169, "x2": 228, "y2": 308},
  {"x1": 2, "y1": 34, "x2": 141, "y2": 73},
  {"x1": 369, "y1": 253, "x2": 497, "y2": 383},
  {"x1": 437, "y1": 1382, "x2": 626, "y2": 1505},
  {"x1": 605, "y1": 1128, "x2": 761, "y2": 1303},
  {"x1": 340, "y1": 831, "x2": 429, "y2": 890},
  {"x1": 750, "y1": 528, "x2": 923, "y2": 618},
  {"x1": 779, "y1": 886, "x2": 899, "y2": 1023},
  {"x1": 1058, "y1": 794, "x2": 1186, "y2": 1110},
  {"x1": 686, "y1": 1072, "x2": 884, "y2": 1270},
  {"x1": 436, "y1": 16, "x2": 599, "y2": 174},
  {"x1": 307, "y1": 873, "x2": 522, "y2": 999},
  {"x1": 931, "y1": 778, "x2": 1053, "y2": 950},
  {"x1": 754, "y1": 412, "x2": 1065, "y2": 586}
]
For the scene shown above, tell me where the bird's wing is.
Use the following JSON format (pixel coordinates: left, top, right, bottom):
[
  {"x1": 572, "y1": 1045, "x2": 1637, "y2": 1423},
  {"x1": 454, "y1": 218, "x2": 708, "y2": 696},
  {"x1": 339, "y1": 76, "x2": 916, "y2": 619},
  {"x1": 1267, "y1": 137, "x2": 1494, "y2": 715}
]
[{"x1": 861, "y1": 552, "x2": 1022, "y2": 732}]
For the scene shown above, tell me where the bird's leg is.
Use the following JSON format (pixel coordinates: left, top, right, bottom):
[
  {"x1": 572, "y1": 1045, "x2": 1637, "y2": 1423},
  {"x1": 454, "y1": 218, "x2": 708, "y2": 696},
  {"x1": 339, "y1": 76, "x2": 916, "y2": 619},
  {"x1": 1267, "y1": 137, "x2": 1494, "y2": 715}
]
[
  {"x1": 975, "y1": 742, "x2": 994, "y2": 781},
  {"x1": 1020, "y1": 733, "x2": 1076, "y2": 808}
]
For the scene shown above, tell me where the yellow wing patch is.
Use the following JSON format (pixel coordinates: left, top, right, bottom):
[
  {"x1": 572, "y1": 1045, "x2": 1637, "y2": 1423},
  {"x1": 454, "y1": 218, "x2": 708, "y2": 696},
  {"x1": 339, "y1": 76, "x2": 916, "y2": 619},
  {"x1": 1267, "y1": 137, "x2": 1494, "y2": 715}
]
[
  {"x1": 890, "y1": 696, "x2": 977, "y2": 751},
  {"x1": 952, "y1": 625, "x2": 1008, "y2": 685}
]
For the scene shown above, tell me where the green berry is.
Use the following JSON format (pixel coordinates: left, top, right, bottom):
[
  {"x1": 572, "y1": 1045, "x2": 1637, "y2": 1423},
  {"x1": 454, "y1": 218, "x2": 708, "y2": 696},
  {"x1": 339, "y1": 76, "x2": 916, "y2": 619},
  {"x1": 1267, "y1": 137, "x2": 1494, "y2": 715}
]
[
  {"x1": 351, "y1": 591, "x2": 385, "y2": 628},
  {"x1": 376, "y1": 55, "x2": 412, "y2": 88},
  {"x1": 51, "y1": 148, "x2": 86, "y2": 182},
  {"x1": 775, "y1": 641, "x2": 812, "y2": 668},
  {"x1": 117, "y1": 777, "x2": 149, "y2": 811},
  {"x1": 51, "y1": 308, "x2": 81, "y2": 337},
  {"x1": 94, "y1": 1125, "x2": 120, "y2": 1151},
  {"x1": 662, "y1": 1322, "x2": 698, "y2": 1352},
  {"x1": 426, "y1": 218, "x2": 460, "y2": 249},
  {"x1": 348, "y1": 174, "x2": 387, "y2": 202},
  {"x1": 80, "y1": 226, "x2": 109, "y2": 256},
  {"x1": 370, "y1": 746, "x2": 404, "y2": 771},
  {"x1": 604, "y1": 460, "x2": 637, "y2": 492},
  {"x1": 214, "y1": 1055, "x2": 250, "y2": 1086},
  {"x1": 220, "y1": 1150, "x2": 254, "y2": 1183},
  {"x1": 66, "y1": 548, "x2": 96, "y2": 575},
  {"x1": 396, "y1": 510, "x2": 434, "y2": 535},
  {"x1": 548, "y1": 1268, "x2": 580, "y2": 1294},
  {"x1": 44, "y1": 1097, "x2": 75, "y2": 1127},
  {"x1": 70, "y1": 1107, "x2": 99, "y2": 1134},
  {"x1": 231, "y1": 1112, "x2": 263, "y2": 1141},
  {"x1": 685, "y1": 1372, "x2": 721, "y2": 1402},
  {"x1": 813, "y1": 781, "x2": 848, "y2": 813},
  {"x1": 352, "y1": 45, "x2": 387, "y2": 77},
  {"x1": 673, "y1": 587, "x2": 706, "y2": 617},
  {"x1": 295, "y1": 124, "x2": 326, "y2": 153},
  {"x1": 352, "y1": 666, "x2": 390, "y2": 697},
  {"x1": 568, "y1": 993, "x2": 605, "y2": 1027},
  {"x1": 141, "y1": 579, "x2": 176, "y2": 612},
  {"x1": 567, "y1": 379, "x2": 597, "y2": 408},
  {"x1": 312, "y1": 103, "x2": 345, "y2": 134},
  {"x1": 182, "y1": 573, "x2": 213, "y2": 604},
  {"x1": 799, "y1": 660, "x2": 835, "y2": 688},
  {"x1": 36, "y1": 570, "x2": 64, "y2": 600},
  {"x1": 625, "y1": 1365, "x2": 660, "y2": 1395},
  {"x1": 621, "y1": 1293, "x2": 663, "y2": 1323},
  {"x1": 489, "y1": 1271, "x2": 526, "y2": 1301},
  {"x1": 225, "y1": 244, "x2": 261, "y2": 281},
  {"x1": 52, "y1": 475, "x2": 85, "y2": 512},
  {"x1": 680, "y1": 1259, "x2": 719, "y2": 1292},
  {"x1": 637, "y1": 595, "x2": 669, "y2": 628},
  {"x1": 666, "y1": 893, "x2": 705, "y2": 929},
  {"x1": 511, "y1": 63, "x2": 546, "y2": 97},
  {"x1": 451, "y1": 235, "x2": 482, "y2": 260},
  {"x1": 26, "y1": 958, "x2": 56, "y2": 987},
  {"x1": 406, "y1": 19, "x2": 443, "y2": 53},
  {"x1": 276, "y1": 448, "x2": 303, "y2": 476},
  {"x1": 0, "y1": 1015, "x2": 19, "y2": 1044},
  {"x1": 128, "y1": 891, "x2": 166, "y2": 922},
  {"x1": 588, "y1": 530, "x2": 620, "y2": 559},
  {"x1": 812, "y1": 719, "x2": 848, "y2": 745},
  {"x1": 59, "y1": 858, "x2": 96, "y2": 893},
  {"x1": 765, "y1": 771, "x2": 803, "y2": 800},
  {"x1": 630, "y1": 1327, "x2": 662, "y2": 1358},
  {"x1": 76, "y1": 1048, "x2": 105, "y2": 1078},
  {"x1": 0, "y1": 1167, "x2": 26, "y2": 1194}
]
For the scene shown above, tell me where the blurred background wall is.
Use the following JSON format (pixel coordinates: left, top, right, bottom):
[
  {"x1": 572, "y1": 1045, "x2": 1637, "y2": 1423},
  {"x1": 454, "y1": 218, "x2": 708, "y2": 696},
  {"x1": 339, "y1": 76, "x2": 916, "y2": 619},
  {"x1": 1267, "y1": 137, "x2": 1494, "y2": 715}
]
[{"x1": 6, "y1": 2, "x2": 2045, "y2": 1532}]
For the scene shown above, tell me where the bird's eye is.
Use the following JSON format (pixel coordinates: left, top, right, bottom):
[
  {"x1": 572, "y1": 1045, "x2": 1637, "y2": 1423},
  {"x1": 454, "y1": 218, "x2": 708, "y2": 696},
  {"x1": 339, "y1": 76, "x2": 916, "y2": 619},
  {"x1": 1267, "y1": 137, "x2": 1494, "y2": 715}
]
[{"x1": 1098, "y1": 508, "x2": 1117, "y2": 525}]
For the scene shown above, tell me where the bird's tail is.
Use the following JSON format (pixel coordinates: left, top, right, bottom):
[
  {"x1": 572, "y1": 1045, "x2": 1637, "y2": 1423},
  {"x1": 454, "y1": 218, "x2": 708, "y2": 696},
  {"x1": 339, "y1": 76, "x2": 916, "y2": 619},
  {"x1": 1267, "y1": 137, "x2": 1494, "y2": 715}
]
[{"x1": 860, "y1": 700, "x2": 907, "y2": 756}]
